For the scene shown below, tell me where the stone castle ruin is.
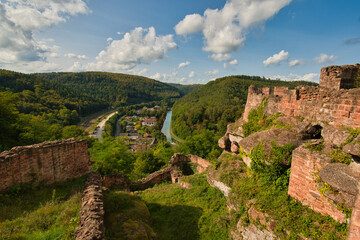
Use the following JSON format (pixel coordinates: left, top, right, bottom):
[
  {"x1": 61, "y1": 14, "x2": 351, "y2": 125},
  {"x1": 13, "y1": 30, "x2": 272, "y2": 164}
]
[
  {"x1": 219, "y1": 63, "x2": 360, "y2": 239},
  {"x1": 1, "y1": 63, "x2": 360, "y2": 239}
]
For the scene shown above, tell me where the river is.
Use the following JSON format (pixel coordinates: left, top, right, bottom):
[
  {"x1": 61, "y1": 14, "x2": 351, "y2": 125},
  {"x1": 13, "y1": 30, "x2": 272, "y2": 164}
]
[{"x1": 161, "y1": 111, "x2": 173, "y2": 143}]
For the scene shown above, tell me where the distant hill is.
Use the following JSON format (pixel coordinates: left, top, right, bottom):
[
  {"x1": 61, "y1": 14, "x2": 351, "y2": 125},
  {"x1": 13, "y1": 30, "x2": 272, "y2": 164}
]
[
  {"x1": 0, "y1": 69, "x2": 197, "y2": 149},
  {"x1": 171, "y1": 75, "x2": 318, "y2": 139},
  {"x1": 168, "y1": 83, "x2": 202, "y2": 96}
]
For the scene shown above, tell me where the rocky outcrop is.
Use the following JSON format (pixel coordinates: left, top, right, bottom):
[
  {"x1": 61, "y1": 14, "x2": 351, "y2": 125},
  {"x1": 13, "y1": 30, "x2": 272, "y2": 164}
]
[
  {"x1": 319, "y1": 163, "x2": 359, "y2": 208},
  {"x1": 76, "y1": 172, "x2": 105, "y2": 240},
  {"x1": 238, "y1": 127, "x2": 304, "y2": 158},
  {"x1": 0, "y1": 138, "x2": 90, "y2": 192}
]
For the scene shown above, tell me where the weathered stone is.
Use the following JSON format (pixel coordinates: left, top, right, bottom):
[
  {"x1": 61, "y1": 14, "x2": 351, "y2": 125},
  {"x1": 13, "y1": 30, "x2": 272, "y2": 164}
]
[
  {"x1": 75, "y1": 172, "x2": 105, "y2": 240},
  {"x1": 248, "y1": 205, "x2": 276, "y2": 232},
  {"x1": 343, "y1": 135, "x2": 360, "y2": 157},
  {"x1": 0, "y1": 138, "x2": 90, "y2": 192},
  {"x1": 103, "y1": 173, "x2": 130, "y2": 190},
  {"x1": 288, "y1": 145, "x2": 346, "y2": 223},
  {"x1": 232, "y1": 223, "x2": 279, "y2": 240},
  {"x1": 231, "y1": 142, "x2": 239, "y2": 154},
  {"x1": 238, "y1": 127, "x2": 304, "y2": 157},
  {"x1": 319, "y1": 163, "x2": 359, "y2": 196},
  {"x1": 218, "y1": 135, "x2": 231, "y2": 150},
  {"x1": 207, "y1": 173, "x2": 231, "y2": 197},
  {"x1": 322, "y1": 125, "x2": 351, "y2": 147},
  {"x1": 320, "y1": 64, "x2": 360, "y2": 90}
]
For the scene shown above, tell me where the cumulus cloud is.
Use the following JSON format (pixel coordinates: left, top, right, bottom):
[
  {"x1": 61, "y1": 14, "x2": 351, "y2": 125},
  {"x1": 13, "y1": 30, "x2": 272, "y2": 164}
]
[
  {"x1": 189, "y1": 71, "x2": 195, "y2": 78},
  {"x1": 270, "y1": 73, "x2": 319, "y2": 82},
  {"x1": 204, "y1": 69, "x2": 219, "y2": 77},
  {"x1": 229, "y1": 59, "x2": 238, "y2": 65},
  {"x1": 313, "y1": 53, "x2": 338, "y2": 64},
  {"x1": 263, "y1": 50, "x2": 289, "y2": 67},
  {"x1": 175, "y1": 0, "x2": 291, "y2": 54},
  {"x1": 178, "y1": 61, "x2": 190, "y2": 69},
  {"x1": 93, "y1": 27, "x2": 177, "y2": 70},
  {"x1": 174, "y1": 14, "x2": 204, "y2": 35},
  {"x1": 209, "y1": 53, "x2": 232, "y2": 62},
  {"x1": 65, "y1": 53, "x2": 88, "y2": 60},
  {"x1": 0, "y1": 0, "x2": 89, "y2": 63},
  {"x1": 150, "y1": 73, "x2": 161, "y2": 80},
  {"x1": 289, "y1": 59, "x2": 305, "y2": 67}
]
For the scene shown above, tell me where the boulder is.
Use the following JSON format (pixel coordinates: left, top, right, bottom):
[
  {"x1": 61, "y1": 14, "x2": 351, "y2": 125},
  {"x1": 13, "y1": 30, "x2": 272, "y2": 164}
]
[
  {"x1": 231, "y1": 142, "x2": 239, "y2": 154},
  {"x1": 238, "y1": 128, "x2": 304, "y2": 156},
  {"x1": 343, "y1": 135, "x2": 360, "y2": 157},
  {"x1": 319, "y1": 163, "x2": 360, "y2": 207},
  {"x1": 322, "y1": 125, "x2": 351, "y2": 147},
  {"x1": 218, "y1": 134, "x2": 231, "y2": 151}
]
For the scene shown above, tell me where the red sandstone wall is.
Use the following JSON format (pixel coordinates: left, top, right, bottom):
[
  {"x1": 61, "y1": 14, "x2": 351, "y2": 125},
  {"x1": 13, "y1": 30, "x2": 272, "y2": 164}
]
[
  {"x1": 75, "y1": 172, "x2": 105, "y2": 240},
  {"x1": 288, "y1": 146, "x2": 346, "y2": 222},
  {"x1": 243, "y1": 85, "x2": 360, "y2": 129},
  {"x1": 320, "y1": 64, "x2": 359, "y2": 90},
  {"x1": 348, "y1": 192, "x2": 360, "y2": 239},
  {"x1": 0, "y1": 138, "x2": 90, "y2": 192}
]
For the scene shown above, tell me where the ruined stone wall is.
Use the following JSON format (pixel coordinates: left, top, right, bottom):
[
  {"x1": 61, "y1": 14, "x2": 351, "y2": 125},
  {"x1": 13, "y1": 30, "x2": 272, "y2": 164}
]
[
  {"x1": 0, "y1": 138, "x2": 90, "y2": 192},
  {"x1": 288, "y1": 146, "x2": 346, "y2": 223},
  {"x1": 243, "y1": 85, "x2": 360, "y2": 129},
  {"x1": 76, "y1": 172, "x2": 105, "y2": 240},
  {"x1": 320, "y1": 64, "x2": 360, "y2": 90}
]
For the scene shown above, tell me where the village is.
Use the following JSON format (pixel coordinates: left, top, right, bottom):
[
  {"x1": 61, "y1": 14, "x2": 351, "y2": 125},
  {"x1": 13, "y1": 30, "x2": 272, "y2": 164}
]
[{"x1": 117, "y1": 105, "x2": 161, "y2": 152}]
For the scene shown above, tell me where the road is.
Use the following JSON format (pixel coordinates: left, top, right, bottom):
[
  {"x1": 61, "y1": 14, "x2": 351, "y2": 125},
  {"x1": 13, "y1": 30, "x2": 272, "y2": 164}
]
[{"x1": 91, "y1": 112, "x2": 117, "y2": 142}]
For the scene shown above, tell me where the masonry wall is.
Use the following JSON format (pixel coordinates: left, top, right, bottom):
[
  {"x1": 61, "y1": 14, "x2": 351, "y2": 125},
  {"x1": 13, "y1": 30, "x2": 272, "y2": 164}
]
[
  {"x1": 320, "y1": 64, "x2": 359, "y2": 90},
  {"x1": 0, "y1": 138, "x2": 90, "y2": 192},
  {"x1": 288, "y1": 146, "x2": 346, "y2": 223},
  {"x1": 243, "y1": 85, "x2": 360, "y2": 129}
]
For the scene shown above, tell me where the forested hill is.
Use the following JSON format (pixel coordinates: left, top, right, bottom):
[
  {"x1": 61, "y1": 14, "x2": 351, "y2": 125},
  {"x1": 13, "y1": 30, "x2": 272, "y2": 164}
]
[
  {"x1": 0, "y1": 69, "x2": 191, "y2": 150},
  {"x1": 171, "y1": 75, "x2": 318, "y2": 140},
  {"x1": 34, "y1": 72, "x2": 182, "y2": 108}
]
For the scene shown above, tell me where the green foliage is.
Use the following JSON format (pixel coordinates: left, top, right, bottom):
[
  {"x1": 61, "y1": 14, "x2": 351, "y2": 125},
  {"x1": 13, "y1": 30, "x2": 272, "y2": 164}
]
[
  {"x1": 90, "y1": 137, "x2": 135, "y2": 176},
  {"x1": 250, "y1": 142, "x2": 295, "y2": 188},
  {"x1": 171, "y1": 75, "x2": 317, "y2": 139},
  {"x1": 0, "y1": 177, "x2": 85, "y2": 239},
  {"x1": 231, "y1": 175, "x2": 347, "y2": 239},
  {"x1": 242, "y1": 99, "x2": 284, "y2": 137},
  {"x1": 329, "y1": 148, "x2": 352, "y2": 165},
  {"x1": 104, "y1": 191, "x2": 155, "y2": 240},
  {"x1": 306, "y1": 139, "x2": 325, "y2": 152},
  {"x1": 176, "y1": 129, "x2": 221, "y2": 161},
  {"x1": 136, "y1": 174, "x2": 229, "y2": 240}
]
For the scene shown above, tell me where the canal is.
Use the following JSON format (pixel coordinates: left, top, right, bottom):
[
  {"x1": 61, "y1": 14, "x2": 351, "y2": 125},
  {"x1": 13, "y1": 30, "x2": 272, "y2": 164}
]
[{"x1": 161, "y1": 111, "x2": 173, "y2": 143}]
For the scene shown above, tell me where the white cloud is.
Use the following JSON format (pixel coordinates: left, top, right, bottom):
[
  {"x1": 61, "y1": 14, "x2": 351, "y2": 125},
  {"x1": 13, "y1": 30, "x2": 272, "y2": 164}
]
[
  {"x1": 175, "y1": 0, "x2": 292, "y2": 54},
  {"x1": 127, "y1": 68, "x2": 149, "y2": 76},
  {"x1": 178, "y1": 61, "x2": 190, "y2": 69},
  {"x1": 0, "y1": 0, "x2": 89, "y2": 63},
  {"x1": 65, "y1": 53, "x2": 88, "y2": 60},
  {"x1": 313, "y1": 53, "x2": 338, "y2": 64},
  {"x1": 4, "y1": 60, "x2": 59, "y2": 73},
  {"x1": 289, "y1": 59, "x2": 305, "y2": 67},
  {"x1": 93, "y1": 27, "x2": 177, "y2": 70},
  {"x1": 174, "y1": 14, "x2": 204, "y2": 35},
  {"x1": 209, "y1": 53, "x2": 232, "y2": 62},
  {"x1": 204, "y1": 69, "x2": 219, "y2": 77},
  {"x1": 229, "y1": 59, "x2": 238, "y2": 65},
  {"x1": 107, "y1": 37, "x2": 113, "y2": 42},
  {"x1": 263, "y1": 50, "x2": 289, "y2": 67},
  {"x1": 189, "y1": 71, "x2": 195, "y2": 78},
  {"x1": 150, "y1": 73, "x2": 161, "y2": 80},
  {"x1": 270, "y1": 73, "x2": 319, "y2": 82}
]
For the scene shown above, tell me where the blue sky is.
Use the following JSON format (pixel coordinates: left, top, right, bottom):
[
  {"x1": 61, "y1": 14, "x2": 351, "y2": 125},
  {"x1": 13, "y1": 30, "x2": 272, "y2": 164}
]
[{"x1": 0, "y1": 0, "x2": 359, "y2": 84}]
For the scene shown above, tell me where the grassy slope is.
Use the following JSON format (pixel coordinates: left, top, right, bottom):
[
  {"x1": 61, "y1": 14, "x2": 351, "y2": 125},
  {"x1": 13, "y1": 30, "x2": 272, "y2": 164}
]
[{"x1": 0, "y1": 177, "x2": 86, "y2": 240}]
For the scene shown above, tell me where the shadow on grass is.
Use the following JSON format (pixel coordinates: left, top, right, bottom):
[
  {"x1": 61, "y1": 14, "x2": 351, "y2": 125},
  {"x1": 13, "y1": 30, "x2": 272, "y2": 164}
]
[{"x1": 147, "y1": 203, "x2": 202, "y2": 240}]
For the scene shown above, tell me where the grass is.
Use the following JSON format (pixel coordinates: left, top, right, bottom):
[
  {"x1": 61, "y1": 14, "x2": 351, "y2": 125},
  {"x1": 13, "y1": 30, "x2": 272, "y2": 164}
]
[
  {"x1": 0, "y1": 177, "x2": 86, "y2": 240},
  {"x1": 135, "y1": 174, "x2": 230, "y2": 240},
  {"x1": 230, "y1": 170, "x2": 348, "y2": 239}
]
